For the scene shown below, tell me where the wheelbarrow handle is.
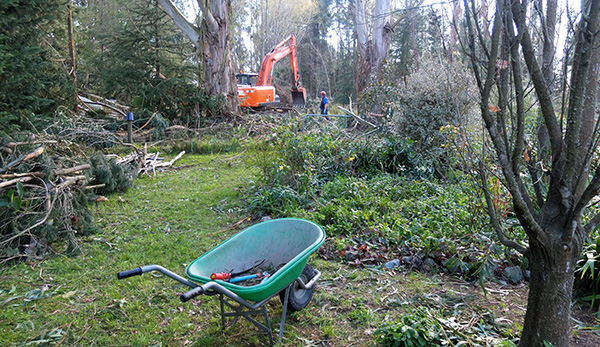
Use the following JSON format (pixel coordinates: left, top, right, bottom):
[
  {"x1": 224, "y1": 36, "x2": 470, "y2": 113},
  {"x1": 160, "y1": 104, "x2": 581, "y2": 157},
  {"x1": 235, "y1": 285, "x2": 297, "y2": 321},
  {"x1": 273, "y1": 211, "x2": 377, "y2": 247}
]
[
  {"x1": 181, "y1": 286, "x2": 205, "y2": 302},
  {"x1": 117, "y1": 267, "x2": 143, "y2": 279}
]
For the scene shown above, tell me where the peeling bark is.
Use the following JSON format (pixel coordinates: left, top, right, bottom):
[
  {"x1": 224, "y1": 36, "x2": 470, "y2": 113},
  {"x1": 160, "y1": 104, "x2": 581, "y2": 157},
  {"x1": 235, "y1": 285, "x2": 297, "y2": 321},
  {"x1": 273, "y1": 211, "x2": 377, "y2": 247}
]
[{"x1": 156, "y1": 0, "x2": 239, "y2": 114}]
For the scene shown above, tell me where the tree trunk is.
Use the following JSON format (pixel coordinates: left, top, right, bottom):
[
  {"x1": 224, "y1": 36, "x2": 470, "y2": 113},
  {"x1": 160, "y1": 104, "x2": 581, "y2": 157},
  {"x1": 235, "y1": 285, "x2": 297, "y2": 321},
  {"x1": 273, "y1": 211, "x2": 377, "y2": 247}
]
[
  {"x1": 67, "y1": 2, "x2": 77, "y2": 112},
  {"x1": 354, "y1": 0, "x2": 370, "y2": 94},
  {"x1": 448, "y1": 0, "x2": 462, "y2": 62},
  {"x1": 156, "y1": 0, "x2": 239, "y2": 115},
  {"x1": 535, "y1": 0, "x2": 558, "y2": 165},
  {"x1": 372, "y1": 0, "x2": 392, "y2": 75},
  {"x1": 355, "y1": 0, "x2": 393, "y2": 89},
  {"x1": 519, "y1": 224, "x2": 579, "y2": 346},
  {"x1": 201, "y1": 0, "x2": 239, "y2": 114},
  {"x1": 465, "y1": 0, "x2": 600, "y2": 344}
]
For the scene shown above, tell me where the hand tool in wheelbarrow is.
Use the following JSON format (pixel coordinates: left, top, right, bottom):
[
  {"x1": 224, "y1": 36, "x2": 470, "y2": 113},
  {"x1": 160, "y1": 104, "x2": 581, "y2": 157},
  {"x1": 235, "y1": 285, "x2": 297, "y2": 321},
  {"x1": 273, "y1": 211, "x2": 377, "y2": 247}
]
[
  {"x1": 116, "y1": 218, "x2": 325, "y2": 346},
  {"x1": 210, "y1": 259, "x2": 267, "y2": 281}
]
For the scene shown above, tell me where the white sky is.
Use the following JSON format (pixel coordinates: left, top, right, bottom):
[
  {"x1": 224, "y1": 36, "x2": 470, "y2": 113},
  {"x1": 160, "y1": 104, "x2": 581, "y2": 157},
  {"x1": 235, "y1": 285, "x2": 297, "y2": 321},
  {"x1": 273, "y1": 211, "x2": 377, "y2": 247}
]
[{"x1": 179, "y1": 0, "x2": 582, "y2": 56}]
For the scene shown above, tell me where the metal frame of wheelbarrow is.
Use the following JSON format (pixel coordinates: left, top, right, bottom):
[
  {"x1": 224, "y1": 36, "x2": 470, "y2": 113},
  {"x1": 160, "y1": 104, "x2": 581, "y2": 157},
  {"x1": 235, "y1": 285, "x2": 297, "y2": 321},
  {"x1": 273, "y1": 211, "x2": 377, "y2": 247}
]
[{"x1": 117, "y1": 264, "x2": 321, "y2": 346}]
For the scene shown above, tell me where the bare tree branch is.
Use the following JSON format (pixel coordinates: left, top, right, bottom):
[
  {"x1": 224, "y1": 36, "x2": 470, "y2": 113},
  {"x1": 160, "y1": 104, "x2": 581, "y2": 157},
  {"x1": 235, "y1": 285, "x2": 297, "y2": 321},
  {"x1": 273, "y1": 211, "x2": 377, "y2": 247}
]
[
  {"x1": 511, "y1": 0, "x2": 562, "y2": 158},
  {"x1": 156, "y1": 0, "x2": 201, "y2": 50}
]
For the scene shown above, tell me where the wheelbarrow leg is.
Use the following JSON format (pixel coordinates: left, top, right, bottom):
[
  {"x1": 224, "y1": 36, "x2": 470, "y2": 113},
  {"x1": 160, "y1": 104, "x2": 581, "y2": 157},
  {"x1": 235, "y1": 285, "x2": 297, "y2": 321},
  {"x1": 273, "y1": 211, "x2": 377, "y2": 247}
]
[
  {"x1": 278, "y1": 285, "x2": 291, "y2": 344},
  {"x1": 217, "y1": 293, "x2": 275, "y2": 346},
  {"x1": 263, "y1": 305, "x2": 274, "y2": 346}
]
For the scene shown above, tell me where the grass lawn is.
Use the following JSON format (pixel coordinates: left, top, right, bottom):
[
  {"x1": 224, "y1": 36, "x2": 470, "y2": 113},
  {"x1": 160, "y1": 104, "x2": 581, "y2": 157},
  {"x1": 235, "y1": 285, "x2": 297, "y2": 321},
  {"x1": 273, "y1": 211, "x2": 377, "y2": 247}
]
[{"x1": 0, "y1": 149, "x2": 561, "y2": 346}]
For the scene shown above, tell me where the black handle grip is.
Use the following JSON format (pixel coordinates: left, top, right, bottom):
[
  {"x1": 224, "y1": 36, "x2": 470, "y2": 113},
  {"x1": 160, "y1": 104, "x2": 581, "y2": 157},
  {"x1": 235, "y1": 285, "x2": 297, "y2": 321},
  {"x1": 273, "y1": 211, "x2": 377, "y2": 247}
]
[
  {"x1": 180, "y1": 286, "x2": 204, "y2": 302},
  {"x1": 117, "y1": 267, "x2": 143, "y2": 280}
]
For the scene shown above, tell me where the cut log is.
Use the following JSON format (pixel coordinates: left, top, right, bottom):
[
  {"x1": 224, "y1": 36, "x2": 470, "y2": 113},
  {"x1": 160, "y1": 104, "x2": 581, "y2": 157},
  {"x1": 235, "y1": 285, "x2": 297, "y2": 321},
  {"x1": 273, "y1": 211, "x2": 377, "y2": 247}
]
[
  {"x1": 0, "y1": 176, "x2": 34, "y2": 189},
  {"x1": 1, "y1": 147, "x2": 44, "y2": 173},
  {"x1": 53, "y1": 164, "x2": 91, "y2": 176},
  {"x1": 1, "y1": 172, "x2": 46, "y2": 179}
]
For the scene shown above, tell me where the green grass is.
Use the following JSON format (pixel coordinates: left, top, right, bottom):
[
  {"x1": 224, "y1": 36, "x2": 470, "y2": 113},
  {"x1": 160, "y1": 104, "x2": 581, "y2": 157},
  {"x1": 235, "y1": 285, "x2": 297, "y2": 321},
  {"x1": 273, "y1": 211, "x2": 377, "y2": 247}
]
[
  {"x1": 0, "y1": 148, "x2": 527, "y2": 346},
  {"x1": 0, "y1": 152, "x2": 260, "y2": 346}
]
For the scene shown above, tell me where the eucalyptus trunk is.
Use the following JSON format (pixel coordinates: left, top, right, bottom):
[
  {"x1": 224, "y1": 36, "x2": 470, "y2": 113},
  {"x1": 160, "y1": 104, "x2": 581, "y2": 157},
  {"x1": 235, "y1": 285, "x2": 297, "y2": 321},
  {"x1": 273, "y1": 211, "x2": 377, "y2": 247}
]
[
  {"x1": 156, "y1": 0, "x2": 239, "y2": 114},
  {"x1": 200, "y1": 0, "x2": 239, "y2": 113}
]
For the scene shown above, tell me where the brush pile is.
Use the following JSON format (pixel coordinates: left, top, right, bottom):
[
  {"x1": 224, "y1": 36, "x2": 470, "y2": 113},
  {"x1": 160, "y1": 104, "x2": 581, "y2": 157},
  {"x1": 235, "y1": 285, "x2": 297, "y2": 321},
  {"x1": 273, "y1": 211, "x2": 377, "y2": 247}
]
[
  {"x1": 114, "y1": 146, "x2": 185, "y2": 177},
  {"x1": 0, "y1": 139, "x2": 137, "y2": 261}
]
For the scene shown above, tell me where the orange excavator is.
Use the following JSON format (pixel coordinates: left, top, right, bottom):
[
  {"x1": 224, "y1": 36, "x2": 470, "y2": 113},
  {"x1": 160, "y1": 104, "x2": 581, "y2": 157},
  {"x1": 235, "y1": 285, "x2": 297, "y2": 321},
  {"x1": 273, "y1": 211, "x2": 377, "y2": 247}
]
[{"x1": 237, "y1": 35, "x2": 307, "y2": 108}]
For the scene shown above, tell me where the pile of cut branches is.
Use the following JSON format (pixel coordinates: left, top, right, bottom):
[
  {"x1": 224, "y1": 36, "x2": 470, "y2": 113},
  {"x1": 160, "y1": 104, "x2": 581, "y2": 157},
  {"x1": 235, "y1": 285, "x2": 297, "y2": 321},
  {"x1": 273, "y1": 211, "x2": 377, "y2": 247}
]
[
  {"x1": 113, "y1": 145, "x2": 185, "y2": 177},
  {"x1": 0, "y1": 139, "x2": 134, "y2": 261}
]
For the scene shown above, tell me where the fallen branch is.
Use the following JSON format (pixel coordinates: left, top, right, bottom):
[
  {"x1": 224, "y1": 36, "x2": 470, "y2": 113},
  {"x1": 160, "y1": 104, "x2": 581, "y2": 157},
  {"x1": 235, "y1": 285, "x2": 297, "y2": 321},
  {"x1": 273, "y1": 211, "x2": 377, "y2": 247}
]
[
  {"x1": 78, "y1": 99, "x2": 127, "y2": 118},
  {"x1": 1, "y1": 147, "x2": 44, "y2": 173},
  {"x1": 53, "y1": 164, "x2": 91, "y2": 176},
  {"x1": 154, "y1": 151, "x2": 185, "y2": 167},
  {"x1": 0, "y1": 176, "x2": 34, "y2": 189},
  {"x1": 83, "y1": 183, "x2": 106, "y2": 190},
  {"x1": 338, "y1": 106, "x2": 378, "y2": 128},
  {"x1": 0, "y1": 180, "x2": 52, "y2": 247},
  {"x1": 55, "y1": 175, "x2": 86, "y2": 189},
  {"x1": 1, "y1": 172, "x2": 46, "y2": 179}
]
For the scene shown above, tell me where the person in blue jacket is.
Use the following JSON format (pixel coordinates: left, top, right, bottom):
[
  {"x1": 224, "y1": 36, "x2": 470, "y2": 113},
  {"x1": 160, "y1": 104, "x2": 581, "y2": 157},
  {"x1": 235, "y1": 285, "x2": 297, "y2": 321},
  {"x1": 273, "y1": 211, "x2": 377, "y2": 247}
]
[{"x1": 319, "y1": 91, "x2": 329, "y2": 115}]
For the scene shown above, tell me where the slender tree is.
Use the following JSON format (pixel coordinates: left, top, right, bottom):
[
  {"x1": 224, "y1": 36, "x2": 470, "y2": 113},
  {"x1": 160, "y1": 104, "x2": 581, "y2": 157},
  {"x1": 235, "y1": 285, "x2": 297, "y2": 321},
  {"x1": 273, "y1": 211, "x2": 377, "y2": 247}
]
[
  {"x1": 354, "y1": 0, "x2": 424, "y2": 94},
  {"x1": 464, "y1": 0, "x2": 600, "y2": 345}
]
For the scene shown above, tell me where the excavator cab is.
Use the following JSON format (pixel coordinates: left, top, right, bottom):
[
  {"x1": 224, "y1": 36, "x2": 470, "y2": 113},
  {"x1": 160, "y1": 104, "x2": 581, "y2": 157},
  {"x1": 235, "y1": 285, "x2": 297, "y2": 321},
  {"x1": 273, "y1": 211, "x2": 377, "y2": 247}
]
[{"x1": 236, "y1": 73, "x2": 257, "y2": 87}]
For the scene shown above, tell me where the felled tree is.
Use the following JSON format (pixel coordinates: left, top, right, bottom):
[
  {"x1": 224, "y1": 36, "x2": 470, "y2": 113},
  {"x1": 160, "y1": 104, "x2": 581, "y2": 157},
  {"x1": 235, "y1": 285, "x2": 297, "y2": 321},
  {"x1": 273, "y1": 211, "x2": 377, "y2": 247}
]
[{"x1": 464, "y1": 0, "x2": 600, "y2": 345}]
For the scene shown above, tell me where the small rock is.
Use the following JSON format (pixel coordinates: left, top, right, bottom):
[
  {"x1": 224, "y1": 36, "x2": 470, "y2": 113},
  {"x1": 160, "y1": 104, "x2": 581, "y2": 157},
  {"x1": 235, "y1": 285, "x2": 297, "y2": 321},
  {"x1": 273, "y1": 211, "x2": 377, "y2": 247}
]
[
  {"x1": 345, "y1": 250, "x2": 360, "y2": 262},
  {"x1": 502, "y1": 266, "x2": 524, "y2": 284},
  {"x1": 384, "y1": 259, "x2": 401, "y2": 269},
  {"x1": 401, "y1": 255, "x2": 423, "y2": 268},
  {"x1": 423, "y1": 258, "x2": 437, "y2": 270}
]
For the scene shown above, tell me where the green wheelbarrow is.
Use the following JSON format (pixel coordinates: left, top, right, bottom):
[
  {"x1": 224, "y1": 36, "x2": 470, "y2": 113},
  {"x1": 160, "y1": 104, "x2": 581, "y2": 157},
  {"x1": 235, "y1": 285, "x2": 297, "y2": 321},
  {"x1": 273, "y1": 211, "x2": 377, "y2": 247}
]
[{"x1": 117, "y1": 218, "x2": 325, "y2": 345}]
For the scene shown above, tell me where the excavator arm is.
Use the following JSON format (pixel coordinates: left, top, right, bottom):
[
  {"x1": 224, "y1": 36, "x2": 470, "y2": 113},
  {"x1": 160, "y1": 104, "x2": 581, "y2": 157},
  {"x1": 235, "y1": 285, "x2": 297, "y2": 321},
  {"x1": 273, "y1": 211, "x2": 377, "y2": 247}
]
[{"x1": 256, "y1": 35, "x2": 306, "y2": 106}]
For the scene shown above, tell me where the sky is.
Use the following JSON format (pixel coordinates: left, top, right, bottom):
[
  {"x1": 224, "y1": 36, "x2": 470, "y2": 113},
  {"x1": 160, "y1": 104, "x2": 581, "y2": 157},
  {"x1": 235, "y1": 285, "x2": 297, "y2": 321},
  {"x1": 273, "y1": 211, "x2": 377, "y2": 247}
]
[{"x1": 178, "y1": 0, "x2": 582, "y2": 57}]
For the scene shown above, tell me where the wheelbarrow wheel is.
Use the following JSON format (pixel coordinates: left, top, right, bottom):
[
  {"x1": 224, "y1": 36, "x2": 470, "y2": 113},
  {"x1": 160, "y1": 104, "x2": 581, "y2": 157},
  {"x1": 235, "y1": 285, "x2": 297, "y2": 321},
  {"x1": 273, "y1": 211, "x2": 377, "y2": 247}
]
[{"x1": 279, "y1": 263, "x2": 315, "y2": 312}]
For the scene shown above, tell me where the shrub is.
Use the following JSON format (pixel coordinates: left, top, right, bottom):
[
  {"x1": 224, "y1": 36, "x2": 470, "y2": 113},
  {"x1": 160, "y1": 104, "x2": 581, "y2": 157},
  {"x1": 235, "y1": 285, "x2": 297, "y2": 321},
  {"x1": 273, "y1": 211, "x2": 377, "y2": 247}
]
[
  {"x1": 0, "y1": 144, "x2": 103, "y2": 260},
  {"x1": 360, "y1": 58, "x2": 477, "y2": 177},
  {"x1": 574, "y1": 233, "x2": 600, "y2": 312},
  {"x1": 0, "y1": 0, "x2": 74, "y2": 133},
  {"x1": 375, "y1": 311, "x2": 442, "y2": 347}
]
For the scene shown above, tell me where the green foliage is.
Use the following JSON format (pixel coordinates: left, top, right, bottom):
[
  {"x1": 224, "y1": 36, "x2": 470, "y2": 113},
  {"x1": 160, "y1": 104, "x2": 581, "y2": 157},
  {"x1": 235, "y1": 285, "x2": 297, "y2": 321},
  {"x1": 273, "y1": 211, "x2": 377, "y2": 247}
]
[
  {"x1": 0, "y1": 152, "x2": 100, "y2": 260},
  {"x1": 360, "y1": 58, "x2": 476, "y2": 178},
  {"x1": 77, "y1": 0, "x2": 222, "y2": 125},
  {"x1": 375, "y1": 311, "x2": 442, "y2": 347},
  {"x1": 255, "y1": 127, "x2": 442, "y2": 196},
  {"x1": 158, "y1": 136, "x2": 242, "y2": 156},
  {"x1": 0, "y1": 0, "x2": 73, "y2": 133},
  {"x1": 134, "y1": 79, "x2": 224, "y2": 126},
  {"x1": 88, "y1": 153, "x2": 136, "y2": 195},
  {"x1": 575, "y1": 233, "x2": 600, "y2": 312},
  {"x1": 246, "y1": 184, "x2": 306, "y2": 216},
  {"x1": 244, "y1": 126, "x2": 492, "y2": 268},
  {"x1": 83, "y1": 0, "x2": 195, "y2": 99}
]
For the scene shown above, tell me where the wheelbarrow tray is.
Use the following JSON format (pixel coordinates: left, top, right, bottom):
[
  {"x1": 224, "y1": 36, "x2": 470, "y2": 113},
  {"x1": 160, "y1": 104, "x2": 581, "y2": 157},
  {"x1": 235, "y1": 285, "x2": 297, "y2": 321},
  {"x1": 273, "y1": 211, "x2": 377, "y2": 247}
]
[{"x1": 185, "y1": 218, "x2": 325, "y2": 302}]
